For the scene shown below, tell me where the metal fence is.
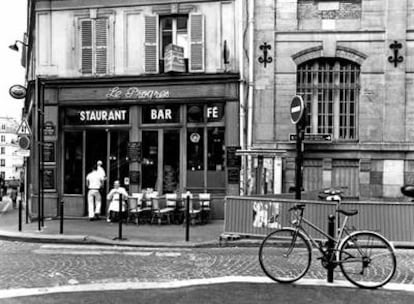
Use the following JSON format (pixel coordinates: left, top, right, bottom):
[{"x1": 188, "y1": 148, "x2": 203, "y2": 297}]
[{"x1": 224, "y1": 196, "x2": 414, "y2": 242}]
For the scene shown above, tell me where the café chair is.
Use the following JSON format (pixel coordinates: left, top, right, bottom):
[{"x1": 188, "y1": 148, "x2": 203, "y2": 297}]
[
  {"x1": 128, "y1": 193, "x2": 143, "y2": 225},
  {"x1": 198, "y1": 193, "x2": 211, "y2": 224},
  {"x1": 140, "y1": 191, "x2": 156, "y2": 224},
  {"x1": 151, "y1": 193, "x2": 172, "y2": 225}
]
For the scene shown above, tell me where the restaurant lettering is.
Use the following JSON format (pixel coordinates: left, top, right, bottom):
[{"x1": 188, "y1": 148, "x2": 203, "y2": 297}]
[
  {"x1": 106, "y1": 87, "x2": 170, "y2": 100},
  {"x1": 80, "y1": 110, "x2": 127, "y2": 121}
]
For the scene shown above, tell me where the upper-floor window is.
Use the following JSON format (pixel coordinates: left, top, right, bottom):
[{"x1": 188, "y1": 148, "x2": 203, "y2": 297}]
[
  {"x1": 1, "y1": 124, "x2": 5, "y2": 130},
  {"x1": 1, "y1": 135, "x2": 5, "y2": 143},
  {"x1": 160, "y1": 16, "x2": 188, "y2": 59},
  {"x1": 0, "y1": 159, "x2": 5, "y2": 167},
  {"x1": 79, "y1": 17, "x2": 110, "y2": 75},
  {"x1": 0, "y1": 147, "x2": 5, "y2": 154},
  {"x1": 297, "y1": 58, "x2": 360, "y2": 140},
  {"x1": 145, "y1": 13, "x2": 204, "y2": 73}
]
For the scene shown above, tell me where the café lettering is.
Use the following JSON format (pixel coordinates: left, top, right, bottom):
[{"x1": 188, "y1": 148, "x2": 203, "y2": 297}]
[
  {"x1": 80, "y1": 109, "x2": 127, "y2": 121},
  {"x1": 106, "y1": 87, "x2": 170, "y2": 100}
]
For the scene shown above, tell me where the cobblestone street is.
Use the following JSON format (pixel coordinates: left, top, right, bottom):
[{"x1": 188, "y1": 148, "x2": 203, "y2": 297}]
[{"x1": 1, "y1": 240, "x2": 414, "y2": 290}]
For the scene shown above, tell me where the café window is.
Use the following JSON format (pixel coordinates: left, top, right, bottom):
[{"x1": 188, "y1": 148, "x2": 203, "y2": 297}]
[
  {"x1": 64, "y1": 131, "x2": 83, "y2": 194},
  {"x1": 186, "y1": 103, "x2": 225, "y2": 193},
  {"x1": 144, "y1": 13, "x2": 205, "y2": 73}
]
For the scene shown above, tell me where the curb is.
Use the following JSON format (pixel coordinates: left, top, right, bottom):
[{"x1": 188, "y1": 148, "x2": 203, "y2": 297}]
[
  {"x1": 0, "y1": 229, "x2": 225, "y2": 248},
  {"x1": 2, "y1": 229, "x2": 414, "y2": 249}
]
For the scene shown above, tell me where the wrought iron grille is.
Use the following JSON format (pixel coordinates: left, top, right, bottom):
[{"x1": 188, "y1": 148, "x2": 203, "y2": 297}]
[{"x1": 297, "y1": 58, "x2": 360, "y2": 140}]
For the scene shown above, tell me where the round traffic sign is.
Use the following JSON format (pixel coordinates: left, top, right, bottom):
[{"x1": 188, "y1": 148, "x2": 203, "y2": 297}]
[
  {"x1": 290, "y1": 95, "x2": 305, "y2": 124},
  {"x1": 18, "y1": 135, "x2": 31, "y2": 150}
]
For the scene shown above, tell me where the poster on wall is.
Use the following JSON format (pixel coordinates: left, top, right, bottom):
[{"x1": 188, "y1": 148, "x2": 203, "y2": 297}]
[
  {"x1": 127, "y1": 142, "x2": 142, "y2": 162},
  {"x1": 227, "y1": 168, "x2": 240, "y2": 184},
  {"x1": 129, "y1": 171, "x2": 140, "y2": 185},
  {"x1": 226, "y1": 146, "x2": 241, "y2": 167},
  {"x1": 42, "y1": 168, "x2": 55, "y2": 190},
  {"x1": 43, "y1": 121, "x2": 56, "y2": 136},
  {"x1": 252, "y1": 201, "x2": 281, "y2": 229},
  {"x1": 43, "y1": 142, "x2": 55, "y2": 163}
]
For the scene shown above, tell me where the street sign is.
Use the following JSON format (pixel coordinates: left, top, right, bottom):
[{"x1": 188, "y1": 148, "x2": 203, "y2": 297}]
[
  {"x1": 17, "y1": 119, "x2": 32, "y2": 136},
  {"x1": 290, "y1": 95, "x2": 305, "y2": 124},
  {"x1": 15, "y1": 149, "x2": 30, "y2": 157},
  {"x1": 290, "y1": 133, "x2": 332, "y2": 142},
  {"x1": 18, "y1": 135, "x2": 31, "y2": 150}
]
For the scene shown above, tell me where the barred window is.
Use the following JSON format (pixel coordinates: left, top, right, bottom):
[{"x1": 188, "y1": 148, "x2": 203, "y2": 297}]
[{"x1": 297, "y1": 58, "x2": 359, "y2": 140}]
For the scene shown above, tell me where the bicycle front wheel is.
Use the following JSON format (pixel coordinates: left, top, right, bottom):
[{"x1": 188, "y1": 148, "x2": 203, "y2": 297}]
[
  {"x1": 339, "y1": 231, "x2": 396, "y2": 289},
  {"x1": 259, "y1": 228, "x2": 311, "y2": 283}
]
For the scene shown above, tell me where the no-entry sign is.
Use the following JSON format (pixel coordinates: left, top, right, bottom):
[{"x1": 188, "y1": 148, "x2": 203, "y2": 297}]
[{"x1": 290, "y1": 95, "x2": 305, "y2": 124}]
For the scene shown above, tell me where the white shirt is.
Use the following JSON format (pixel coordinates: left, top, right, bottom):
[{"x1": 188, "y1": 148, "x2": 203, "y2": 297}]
[
  {"x1": 97, "y1": 166, "x2": 106, "y2": 180},
  {"x1": 86, "y1": 170, "x2": 103, "y2": 190},
  {"x1": 107, "y1": 187, "x2": 129, "y2": 212}
]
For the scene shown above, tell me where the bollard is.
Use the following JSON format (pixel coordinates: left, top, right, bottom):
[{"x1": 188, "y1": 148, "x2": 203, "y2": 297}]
[
  {"x1": 18, "y1": 199, "x2": 22, "y2": 232},
  {"x1": 118, "y1": 193, "x2": 123, "y2": 240},
  {"x1": 327, "y1": 214, "x2": 335, "y2": 283},
  {"x1": 185, "y1": 193, "x2": 190, "y2": 242},
  {"x1": 60, "y1": 200, "x2": 64, "y2": 234}
]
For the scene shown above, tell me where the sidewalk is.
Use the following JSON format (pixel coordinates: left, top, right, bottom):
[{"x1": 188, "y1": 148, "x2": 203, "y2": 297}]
[{"x1": 0, "y1": 196, "x2": 225, "y2": 248}]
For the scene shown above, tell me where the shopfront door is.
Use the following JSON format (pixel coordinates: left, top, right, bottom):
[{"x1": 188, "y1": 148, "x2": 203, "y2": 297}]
[{"x1": 63, "y1": 129, "x2": 129, "y2": 216}]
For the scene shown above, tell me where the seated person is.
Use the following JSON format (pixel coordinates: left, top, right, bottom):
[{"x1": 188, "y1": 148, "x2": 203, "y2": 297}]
[{"x1": 106, "y1": 180, "x2": 129, "y2": 222}]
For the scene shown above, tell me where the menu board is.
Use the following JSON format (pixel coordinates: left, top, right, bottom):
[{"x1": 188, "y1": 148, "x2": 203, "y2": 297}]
[
  {"x1": 43, "y1": 142, "x2": 55, "y2": 163},
  {"x1": 129, "y1": 171, "x2": 140, "y2": 185},
  {"x1": 43, "y1": 168, "x2": 55, "y2": 190},
  {"x1": 43, "y1": 121, "x2": 56, "y2": 136},
  {"x1": 227, "y1": 168, "x2": 240, "y2": 184},
  {"x1": 127, "y1": 142, "x2": 142, "y2": 162},
  {"x1": 226, "y1": 146, "x2": 241, "y2": 167}
]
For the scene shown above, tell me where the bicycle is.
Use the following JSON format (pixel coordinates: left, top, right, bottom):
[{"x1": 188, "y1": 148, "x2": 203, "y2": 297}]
[{"x1": 258, "y1": 199, "x2": 397, "y2": 289}]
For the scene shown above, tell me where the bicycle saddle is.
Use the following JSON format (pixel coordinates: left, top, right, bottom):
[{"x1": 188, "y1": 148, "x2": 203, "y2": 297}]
[
  {"x1": 336, "y1": 209, "x2": 358, "y2": 217},
  {"x1": 401, "y1": 184, "x2": 414, "y2": 198}
]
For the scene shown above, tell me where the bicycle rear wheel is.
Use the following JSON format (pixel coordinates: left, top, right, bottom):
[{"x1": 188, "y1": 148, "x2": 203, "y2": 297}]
[
  {"x1": 339, "y1": 231, "x2": 396, "y2": 289},
  {"x1": 259, "y1": 228, "x2": 311, "y2": 283}
]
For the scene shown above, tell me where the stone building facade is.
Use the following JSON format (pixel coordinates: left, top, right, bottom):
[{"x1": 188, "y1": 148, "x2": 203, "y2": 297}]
[{"x1": 249, "y1": 0, "x2": 414, "y2": 200}]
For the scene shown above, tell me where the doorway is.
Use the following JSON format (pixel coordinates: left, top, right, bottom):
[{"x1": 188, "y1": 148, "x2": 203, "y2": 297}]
[{"x1": 63, "y1": 129, "x2": 129, "y2": 216}]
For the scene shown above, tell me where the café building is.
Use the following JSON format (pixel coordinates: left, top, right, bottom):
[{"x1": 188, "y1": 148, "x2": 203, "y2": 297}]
[{"x1": 38, "y1": 73, "x2": 240, "y2": 218}]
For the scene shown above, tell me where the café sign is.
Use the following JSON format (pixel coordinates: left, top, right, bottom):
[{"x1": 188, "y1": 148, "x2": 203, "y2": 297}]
[
  {"x1": 65, "y1": 108, "x2": 129, "y2": 125},
  {"x1": 106, "y1": 87, "x2": 170, "y2": 100}
]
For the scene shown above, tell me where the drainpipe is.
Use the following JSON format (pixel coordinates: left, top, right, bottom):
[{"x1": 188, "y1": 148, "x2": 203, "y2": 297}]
[
  {"x1": 247, "y1": 0, "x2": 254, "y2": 194},
  {"x1": 238, "y1": 0, "x2": 245, "y2": 194}
]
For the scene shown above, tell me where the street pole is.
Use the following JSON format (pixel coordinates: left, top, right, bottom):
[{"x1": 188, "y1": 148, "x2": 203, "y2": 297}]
[{"x1": 295, "y1": 122, "x2": 304, "y2": 200}]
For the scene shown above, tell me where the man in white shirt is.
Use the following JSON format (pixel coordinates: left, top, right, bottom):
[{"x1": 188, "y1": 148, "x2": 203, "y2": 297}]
[
  {"x1": 106, "y1": 180, "x2": 129, "y2": 222},
  {"x1": 97, "y1": 160, "x2": 106, "y2": 181},
  {"x1": 86, "y1": 164, "x2": 104, "y2": 220}
]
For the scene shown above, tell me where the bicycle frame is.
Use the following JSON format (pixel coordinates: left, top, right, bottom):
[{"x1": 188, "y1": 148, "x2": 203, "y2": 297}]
[{"x1": 291, "y1": 209, "x2": 353, "y2": 260}]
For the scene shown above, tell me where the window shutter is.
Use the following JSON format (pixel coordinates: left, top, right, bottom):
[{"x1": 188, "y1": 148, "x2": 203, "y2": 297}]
[
  {"x1": 80, "y1": 19, "x2": 93, "y2": 74},
  {"x1": 95, "y1": 18, "x2": 108, "y2": 75},
  {"x1": 189, "y1": 13, "x2": 205, "y2": 72},
  {"x1": 144, "y1": 14, "x2": 159, "y2": 73}
]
